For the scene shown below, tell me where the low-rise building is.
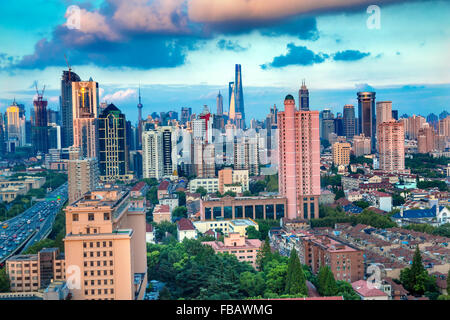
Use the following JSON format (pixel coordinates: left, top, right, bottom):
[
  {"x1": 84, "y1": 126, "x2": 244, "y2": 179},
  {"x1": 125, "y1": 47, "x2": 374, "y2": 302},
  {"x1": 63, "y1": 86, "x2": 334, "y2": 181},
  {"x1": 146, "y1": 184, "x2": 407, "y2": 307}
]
[
  {"x1": 188, "y1": 178, "x2": 219, "y2": 194},
  {"x1": 351, "y1": 280, "x2": 389, "y2": 300},
  {"x1": 202, "y1": 233, "x2": 262, "y2": 269},
  {"x1": 364, "y1": 191, "x2": 392, "y2": 212},
  {"x1": 218, "y1": 168, "x2": 249, "y2": 194},
  {"x1": 157, "y1": 180, "x2": 170, "y2": 200},
  {"x1": 177, "y1": 218, "x2": 197, "y2": 242},
  {"x1": 159, "y1": 194, "x2": 179, "y2": 213},
  {"x1": 152, "y1": 204, "x2": 171, "y2": 224},
  {"x1": 194, "y1": 218, "x2": 259, "y2": 237},
  {"x1": 6, "y1": 248, "x2": 65, "y2": 292}
]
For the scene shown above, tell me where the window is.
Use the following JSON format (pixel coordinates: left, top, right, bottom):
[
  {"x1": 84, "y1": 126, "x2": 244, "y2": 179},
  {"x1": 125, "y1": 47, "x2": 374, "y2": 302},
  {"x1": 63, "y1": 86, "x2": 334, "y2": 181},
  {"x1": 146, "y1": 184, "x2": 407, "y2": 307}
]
[
  {"x1": 88, "y1": 213, "x2": 95, "y2": 221},
  {"x1": 104, "y1": 213, "x2": 110, "y2": 221},
  {"x1": 73, "y1": 214, "x2": 79, "y2": 222}
]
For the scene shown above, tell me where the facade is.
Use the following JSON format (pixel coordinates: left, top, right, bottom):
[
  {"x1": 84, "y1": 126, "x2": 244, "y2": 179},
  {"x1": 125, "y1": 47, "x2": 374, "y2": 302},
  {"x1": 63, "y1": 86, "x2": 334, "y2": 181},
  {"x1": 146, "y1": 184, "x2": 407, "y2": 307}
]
[
  {"x1": 202, "y1": 233, "x2": 261, "y2": 269},
  {"x1": 98, "y1": 104, "x2": 132, "y2": 182},
  {"x1": 142, "y1": 130, "x2": 164, "y2": 180},
  {"x1": 218, "y1": 168, "x2": 249, "y2": 194},
  {"x1": 352, "y1": 280, "x2": 389, "y2": 300},
  {"x1": 6, "y1": 102, "x2": 26, "y2": 150},
  {"x1": 72, "y1": 80, "x2": 99, "y2": 159},
  {"x1": 64, "y1": 188, "x2": 147, "y2": 300},
  {"x1": 298, "y1": 80, "x2": 309, "y2": 111},
  {"x1": 61, "y1": 70, "x2": 81, "y2": 148},
  {"x1": 200, "y1": 195, "x2": 286, "y2": 220},
  {"x1": 332, "y1": 142, "x2": 351, "y2": 166},
  {"x1": 67, "y1": 147, "x2": 99, "y2": 204},
  {"x1": 6, "y1": 248, "x2": 65, "y2": 292},
  {"x1": 417, "y1": 124, "x2": 436, "y2": 153},
  {"x1": 152, "y1": 204, "x2": 171, "y2": 223},
  {"x1": 193, "y1": 218, "x2": 258, "y2": 237},
  {"x1": 177, "y1": 218, "x2": 197, "y2": 242},
  {"x1": 278, "y1": 95, "x2": 320, "y2": 220},
  {"x1": 294, "y1": 231, "x2": 364, "y2": 283},
  {"x1": 352, "y1": 134, "x2": 371, "y2": 156},
  {"x1": 234, "y1": 135, "x2": 259, "y2": 175},
  {"x1": 343, "y1": 104, "x2": 356, "y2": 139},
  {"x1": 376, "y1": 101, "x2": 392, "y2": 136},
  {"x1": 32, "y1": 92, "x2": 49, "y2": 154},
  {"x1": 357, "y1": 92, "x2": 376, "y2": 152},
  {"x1": 188, "y1": 178, "x2": 219, "y2": 194},
  {"x1": 378, "y1": 120, "x2": 405, "y2": 172}
]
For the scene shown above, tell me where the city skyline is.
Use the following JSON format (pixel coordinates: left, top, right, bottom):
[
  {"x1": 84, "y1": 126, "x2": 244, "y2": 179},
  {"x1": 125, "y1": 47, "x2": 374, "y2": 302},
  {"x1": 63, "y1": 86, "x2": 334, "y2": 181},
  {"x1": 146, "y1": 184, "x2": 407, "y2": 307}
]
[{"x1": 0, "y1": 0, "x2": 449, "y2": 123}]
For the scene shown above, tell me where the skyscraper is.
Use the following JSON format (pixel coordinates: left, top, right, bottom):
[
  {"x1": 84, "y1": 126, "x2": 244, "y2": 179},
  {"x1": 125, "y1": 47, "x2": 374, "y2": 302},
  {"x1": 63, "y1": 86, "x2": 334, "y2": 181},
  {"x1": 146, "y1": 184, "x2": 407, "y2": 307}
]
[
  {"x1": 142, "y1": 130, "x2": 164, "y2": 180},
  {"x1": 32, "y1": 87, "x2": 49, "y2": 154},
  {"x1": 72, "y1": 80, "x2": 99, "y2": 159},
  {"x1": 278, "y1": 95, "x2": 320, "y2": 220},
  {"x1": 228, "y1": 65, "x2": 245, "y2": 129},
  {"x1": 6, "y1": 100, "x2": 26, "y2": 151},
  {"x1": 357, "y1": 92, "x2": 376, "y2": 152},
  {"x1": 98, "y1": 104, "x2": 131, "y2": 182},
  {"x1": 376, "y1": 101, "x2": 392, "y2": 151},
  {"x1": 343, "y1": 104, "x2": 356, "y2": 139},
  {"x1": 67, "y1": 147, "x2": 99, "y2": 204},
  {"x1": 320, "y1": 109, "x2": 335, "y2": 142},
  {"x1": 299, "y1": 80, "x2": 309, "y2": 111},
  {"x1": 216, "y1": 91, "x2": 223, "y2": 115},
  {"x1": 180, "y1": 107, "x2": 192, "y2": 125},
  {"x1": 61, "y1": 70, "x2": 81, "y2": 148},
  {"x1": 378, "y1": 120, "x2": 405, "y2": 172}
]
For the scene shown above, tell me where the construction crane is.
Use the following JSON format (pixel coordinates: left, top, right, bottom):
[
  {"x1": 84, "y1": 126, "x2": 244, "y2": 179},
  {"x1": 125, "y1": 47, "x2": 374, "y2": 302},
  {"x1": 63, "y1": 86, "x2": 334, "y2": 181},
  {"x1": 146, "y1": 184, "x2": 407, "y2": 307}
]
[
  {"x1": 64, "y1": 54, "x2": 72, "y2": 82},
  {"x1": 35, "y1": 82, "x2": 45, "y2": 100}
]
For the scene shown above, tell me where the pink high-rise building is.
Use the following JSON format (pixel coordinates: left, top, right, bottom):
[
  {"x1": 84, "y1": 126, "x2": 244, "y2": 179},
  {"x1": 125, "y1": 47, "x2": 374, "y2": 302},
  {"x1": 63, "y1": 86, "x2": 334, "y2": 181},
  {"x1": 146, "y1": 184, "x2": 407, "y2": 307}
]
[
  {"x1": 278, "y1": 95, "x2": 320, "y2": 220},
  {"x1": 378, "y1": 120, "x2": 405, "y2": 172}
]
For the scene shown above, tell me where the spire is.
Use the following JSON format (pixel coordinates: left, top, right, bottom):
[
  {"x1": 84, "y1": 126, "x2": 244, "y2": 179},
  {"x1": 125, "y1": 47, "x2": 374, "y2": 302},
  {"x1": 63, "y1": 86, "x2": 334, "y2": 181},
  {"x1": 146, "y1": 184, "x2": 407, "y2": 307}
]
[{"x1": 138, "y1": 83, "x2": 142, "y2": 105}]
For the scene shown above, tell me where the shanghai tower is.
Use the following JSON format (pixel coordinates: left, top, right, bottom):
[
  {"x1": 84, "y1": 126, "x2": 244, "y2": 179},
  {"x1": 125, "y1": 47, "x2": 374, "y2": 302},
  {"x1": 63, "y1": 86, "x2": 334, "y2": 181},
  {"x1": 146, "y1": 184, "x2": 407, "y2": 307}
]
[{"x1": 234, "y1": 64, "x2": 245, "y2": 128}]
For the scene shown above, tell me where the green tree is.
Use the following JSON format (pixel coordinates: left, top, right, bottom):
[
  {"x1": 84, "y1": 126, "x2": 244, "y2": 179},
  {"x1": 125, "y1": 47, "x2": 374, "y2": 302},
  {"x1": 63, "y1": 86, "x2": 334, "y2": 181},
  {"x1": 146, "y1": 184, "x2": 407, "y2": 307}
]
[
  {"x1": 195, "y1": 187, "x2": 207, "y2": 197},
  {"x1": 246, "y1": 226, "x2": 261, "y2": 240},
  {"x1": 256, "y1": 238, "x2": 272, "y2": 270},
  {"x1": 353, "y1": 200, "x2": 370, "y2": 209},
  {"x1": 175, "y1": 191, "x2": 186, "y2": 206},
  {"x1": 317, "y1": 266, "x2": 338, "y2": 296},
  {"x1": 250, "y1": 180, "x2": 266, "y2": 195},
  {"x1": 0, "y1": 268, "x2": 10, "y2": 292},
  {"x1": 285, "y1": 249, "x2": 308, "y2": 296},
  {"x1": 336, "y1": 280, "x2": 361, "y2": 300},
  {"x1": 159, "y1": 286, "x2": 172, "y2": 300},
  {"x1": 334, "y1": 189, "x2": 345, "y2": 200},
  {"x1": 265, "y1": 261, "x2": 288, "y2": 295},
  {"x1": 400, "y1": 246, "x2": 435, "y2": 296},
  {"x1": 146, "y1": 186, "x2": 159, "y2": 205},
  {"x1": 239, "y1": 271, "x2": 265, "y2": 297},
  {"x1": 172, "y1": 206, "x2": 187, "y2": 219}
]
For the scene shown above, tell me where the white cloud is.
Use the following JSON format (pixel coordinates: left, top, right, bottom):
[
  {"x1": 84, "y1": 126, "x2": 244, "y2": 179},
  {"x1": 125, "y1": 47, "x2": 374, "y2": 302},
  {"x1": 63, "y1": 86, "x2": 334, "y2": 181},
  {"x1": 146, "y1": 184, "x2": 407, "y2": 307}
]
[{"x1": 102, "y1": 89, "x2": 137, "y2": 102}]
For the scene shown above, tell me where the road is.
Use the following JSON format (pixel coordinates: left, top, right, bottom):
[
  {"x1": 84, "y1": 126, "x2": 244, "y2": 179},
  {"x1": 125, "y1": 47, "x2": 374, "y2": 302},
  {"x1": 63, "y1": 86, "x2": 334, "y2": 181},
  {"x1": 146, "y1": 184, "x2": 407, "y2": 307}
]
[{"x1": 0, "y1": 183, "x2": 68, "y2": 264}]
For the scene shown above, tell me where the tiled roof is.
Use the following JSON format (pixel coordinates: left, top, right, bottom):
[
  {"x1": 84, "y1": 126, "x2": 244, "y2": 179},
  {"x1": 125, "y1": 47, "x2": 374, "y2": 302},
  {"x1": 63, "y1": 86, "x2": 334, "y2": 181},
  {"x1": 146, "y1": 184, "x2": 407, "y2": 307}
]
[
  {"x1": 158, "y1": 180, "x2": 170, "y2": 190},
  {"x1": 392, "y1": 205, "x2": 442, "y2": 219},
  {"x1": 131, "y1": 181, "x2": 146, "y2": 192},
  {"x1": 177, "y1": 218, "x2": 195, "y2": 231},
  {"x1": 352, "y1": 280, "x2": 388, "y2": 297}
]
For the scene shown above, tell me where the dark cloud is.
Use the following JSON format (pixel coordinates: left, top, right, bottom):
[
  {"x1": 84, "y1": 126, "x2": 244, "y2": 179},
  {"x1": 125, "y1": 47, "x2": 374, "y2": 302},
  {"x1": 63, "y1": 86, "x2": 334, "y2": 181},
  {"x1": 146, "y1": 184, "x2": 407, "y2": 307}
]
[
  {"x1": 259, "y1": 17, "x2": 319, "y2": 41},
  {"x1": 261, "y1": 43, "x2": 329, "y2": 69},
  {"x1": 216, "y1": 39, "x2": 248, "y2": 52},
  {"x1": 11, "y1": 26, "x2": 199, "y2": 70},
  {"x1": 333, "y1": 50, "x2": 370, "y2": 61}
]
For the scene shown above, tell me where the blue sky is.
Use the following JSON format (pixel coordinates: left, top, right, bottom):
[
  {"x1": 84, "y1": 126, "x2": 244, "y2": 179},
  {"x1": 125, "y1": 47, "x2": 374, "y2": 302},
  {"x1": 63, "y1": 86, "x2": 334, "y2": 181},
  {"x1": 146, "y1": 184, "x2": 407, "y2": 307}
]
[{"x1": 0, "y1": 0, "x2": 449, "y2": 124}]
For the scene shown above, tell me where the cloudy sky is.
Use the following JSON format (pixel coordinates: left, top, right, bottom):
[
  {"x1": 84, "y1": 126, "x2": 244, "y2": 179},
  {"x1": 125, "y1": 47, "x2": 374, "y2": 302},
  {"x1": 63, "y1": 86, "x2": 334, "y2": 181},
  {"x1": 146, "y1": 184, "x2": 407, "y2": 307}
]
[{"x1": 0, "y1": 0, "x2": 449, "y2": 123}]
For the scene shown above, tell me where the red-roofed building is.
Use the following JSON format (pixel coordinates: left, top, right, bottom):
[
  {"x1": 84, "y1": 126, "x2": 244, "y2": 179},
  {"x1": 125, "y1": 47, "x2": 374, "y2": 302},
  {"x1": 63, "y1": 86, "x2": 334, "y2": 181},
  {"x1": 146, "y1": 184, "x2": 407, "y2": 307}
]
[
  {"x1": 157, "y1": 180, "x2": 170, "y2": 200},
  {"x1": 153, "y1": 204, "x2": 171, "y2": 223},
  {"x1": 351, "y1": 280, "x2": 389, "y2": 300},
  {"x1": 202, "y1": 233, "x2": 262, "y2": 269},
  {"x1": 177, "y1": 218, "x2": 197, "y2": 242}
]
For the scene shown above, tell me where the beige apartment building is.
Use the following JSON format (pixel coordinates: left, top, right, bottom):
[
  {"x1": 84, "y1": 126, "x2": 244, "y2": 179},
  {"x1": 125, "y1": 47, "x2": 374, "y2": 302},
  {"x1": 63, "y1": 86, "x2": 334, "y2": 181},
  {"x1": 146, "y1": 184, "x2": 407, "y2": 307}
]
[
  {"x1": 6, "y1": 248, "x2": 65, "y2": 292},
  {"x1": 218, "y1": 168, "x2": 249, "y2": 194},
  {"x1": 63, "y1": 187, "x2": 147, "y2": 300},
  {"x1": 378, "y1": 120, "x2": 405, "y2": 172},
  {"x1": 67, "y1": 147, "x2": 99, "y2": 204},
  {"x1": 332, "y1": 142, "x2": 351, "y2": 166}
]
